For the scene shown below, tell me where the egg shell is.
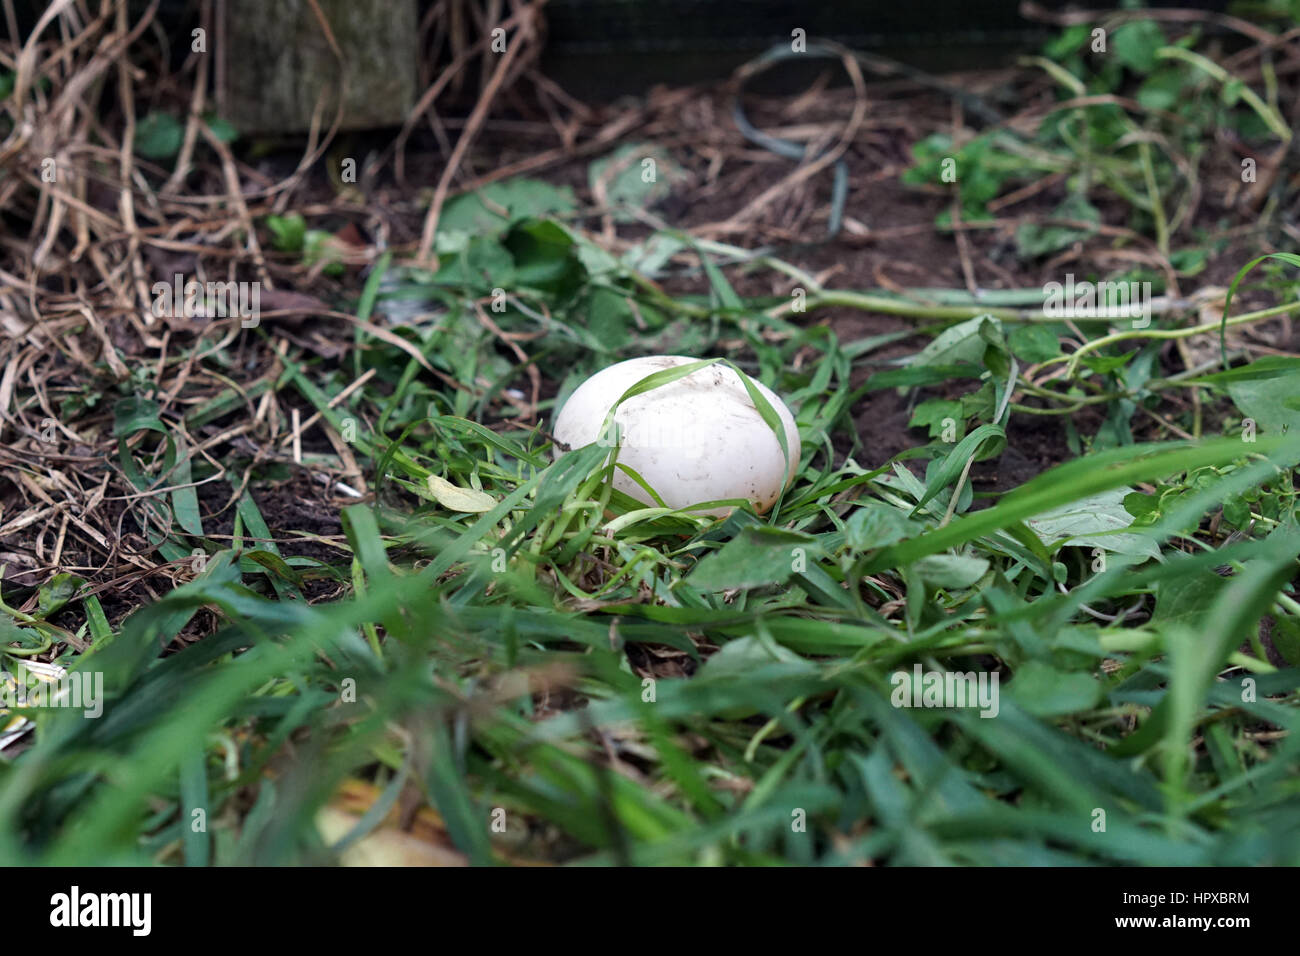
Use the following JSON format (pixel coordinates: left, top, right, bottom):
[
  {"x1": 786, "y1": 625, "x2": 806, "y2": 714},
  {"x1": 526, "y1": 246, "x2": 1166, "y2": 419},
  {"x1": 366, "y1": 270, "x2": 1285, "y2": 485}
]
[{"x1": 552, "y1": 355, "x2": 801, "y2": 516}]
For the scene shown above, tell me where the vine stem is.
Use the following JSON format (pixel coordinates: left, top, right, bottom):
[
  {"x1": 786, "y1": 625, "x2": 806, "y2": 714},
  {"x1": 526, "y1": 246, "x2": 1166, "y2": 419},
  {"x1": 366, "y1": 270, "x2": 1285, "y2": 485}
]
[
  {"x1": 772, "y1": 289, "x2": 1084, "y2": 323},
  {"x1": 1155, "y1": 47, "x2": 1292, "y2": 143},
  {"x1": 1057, "y1": 298, "x2": 1300, "y2": 379}
]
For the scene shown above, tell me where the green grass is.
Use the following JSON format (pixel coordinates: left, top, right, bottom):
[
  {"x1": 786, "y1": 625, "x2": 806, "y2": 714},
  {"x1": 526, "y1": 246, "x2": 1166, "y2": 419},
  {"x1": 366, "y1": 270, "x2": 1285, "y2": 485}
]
[{"x1": 5, "y1": 215, "x2": 1299, "y2": 864}]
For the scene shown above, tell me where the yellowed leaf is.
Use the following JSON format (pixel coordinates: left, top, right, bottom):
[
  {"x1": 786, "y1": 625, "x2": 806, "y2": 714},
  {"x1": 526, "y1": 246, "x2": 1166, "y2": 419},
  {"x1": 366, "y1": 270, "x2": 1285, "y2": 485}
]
[
  {"x1": 316, "y1": 807, "x2": 467, "y2": 867},
  {"x1": 426, "y1": 475, "x2": 496, "y2": 512}
]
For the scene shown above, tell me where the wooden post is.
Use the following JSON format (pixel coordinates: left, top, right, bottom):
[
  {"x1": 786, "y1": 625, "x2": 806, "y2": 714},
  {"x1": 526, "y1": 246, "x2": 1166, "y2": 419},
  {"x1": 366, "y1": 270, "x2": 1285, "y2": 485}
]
[{"x1": 219, "y1": 0, "x2": 418, "y2": 134}]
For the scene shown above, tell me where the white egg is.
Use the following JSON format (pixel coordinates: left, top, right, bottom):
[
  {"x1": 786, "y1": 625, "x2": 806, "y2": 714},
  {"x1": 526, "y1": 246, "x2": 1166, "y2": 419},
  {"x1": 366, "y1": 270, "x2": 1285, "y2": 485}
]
[{"x1": 552, "y1": 355, "x2": 801, "y2": 516}]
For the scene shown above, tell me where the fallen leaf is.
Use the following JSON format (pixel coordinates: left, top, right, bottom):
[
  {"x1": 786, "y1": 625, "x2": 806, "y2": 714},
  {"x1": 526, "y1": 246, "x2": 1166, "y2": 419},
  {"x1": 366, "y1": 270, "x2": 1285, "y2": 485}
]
[
  {"x1": 316, "y1": 806, "x2": 467, "y2": 867},
  {"x1": 427, "y1": 475, "x2": 497, "y2": 512}
]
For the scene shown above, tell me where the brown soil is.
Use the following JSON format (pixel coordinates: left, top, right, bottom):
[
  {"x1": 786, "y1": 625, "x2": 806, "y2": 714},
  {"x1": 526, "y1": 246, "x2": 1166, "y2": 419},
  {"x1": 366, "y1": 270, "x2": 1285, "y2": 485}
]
[
  {"x1": 8, "y1": 64, "x2": 1296, "y2": 612},
  {"x1": 386, "y1": 78, "x2": 1294, "y2": 493}
]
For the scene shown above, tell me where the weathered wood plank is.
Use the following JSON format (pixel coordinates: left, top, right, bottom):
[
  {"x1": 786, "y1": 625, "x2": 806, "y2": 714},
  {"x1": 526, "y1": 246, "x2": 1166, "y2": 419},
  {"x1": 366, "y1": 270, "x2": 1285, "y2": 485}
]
[{"x1": 220, "y1": 0, "x2": 418, "y2": 134}]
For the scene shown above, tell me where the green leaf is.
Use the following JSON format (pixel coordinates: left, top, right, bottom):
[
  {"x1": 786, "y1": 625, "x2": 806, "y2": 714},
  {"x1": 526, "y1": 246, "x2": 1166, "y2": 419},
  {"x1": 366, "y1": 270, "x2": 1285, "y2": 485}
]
[
  {"x1": 909, "y1": 398, "x2": 964, "y2": 438},
  {"x1": 1168, "y1": 247, "x2": 1208, "y2": 276},
  {"x1": 911, "y1": 423, "x2": 1006, "y2": 514},
  {"x1": 303, "y1": 229, "x2": 345, "y2": 276},
  {"x1": 588, "y1": 144, "x2": 683, "y2": 223},
  {"x1": 1008, "y1": 660, "x2": 1103, "y2": 718},
  {"x1": 433, "y1": 235, "x2": 514, "y2": 292},
  {"x1": 913, "y1": 554, "x2": 990, "y2": 589},
  {"x1": 202, "y1": 114, "x2": 239, "y2": 144},
  {"x1": 439, "y1": 178, "x2": 576, "y2": 240},
  {"x1": 1112, "y1": 20, "x2": 1167, "y2": 73},
  {"x1": 843, "y1": 501, "x2": 922, "y2": 551},
  {"x1": 37, "y1": 574, "x2": 85, "y2": 618},
  {"x1": 1015, "y1": 194, "x2": 1099, "y2": 258},
  {"x1": 135, "y1": 112, "x2": 184, "y2": 160},
  {"x1": 1221, "y1": 492, "x2": 1251, "y2": 528},
  {"x1": 1008, "y1": 324, "x2": 1062, "y2": 363},
  {"x1": 585, "y1": 287, "x2": 635, "y2": 351},
  {"x1": 1226, "y1": 375, "x2": 1300, "y2": 437},
  {"x1": 1271, "y1": 615, "x2": 1300, "y2": 667},
  {"x1": 504, "y1": 219, "x2": 582, "y2": 293},
  {"x1": 113, "y1": 394, "x2": 164, "y2": 437},
  {"x1": 1152, "y1": 568, "x2": 1228, "y2": 630},
  {"x1": 266, "y1": 213, "x2": 307, "y2": 252},
  {"x1": 1221, "y1": 78, "x2": 1243, "y2": 107},
  {"x1": 911, "y1": 316, "x2": 1000, "y2": 368},
  {"x1": 1137, "y1": 67, "x2": 1187, "y2": 111},
  {"x1": 689, "y1": 527, "x2": 820, "y2": 591},
  {"x1": 1025, "y1": 488, "x2": 1161, "y2": 559},
  {"x1": 170, "y1": 434, "x2": 204, "y2": 537},
  {"x1": 1122, "y1": 490, "x2": 1159, "y2": 520},
  {"x1": 1043, "y1": 23, "x2": 1092, "y2": 60},
  {"x1": 698, "y1": 635, "x2": 814, "y2": 681},
  {"x1": 1080, "y1": 351, "x2": 1136, "y2": 376},
  {"x1": 241, "y1": 551, "x2": 305, "y2": 588}
]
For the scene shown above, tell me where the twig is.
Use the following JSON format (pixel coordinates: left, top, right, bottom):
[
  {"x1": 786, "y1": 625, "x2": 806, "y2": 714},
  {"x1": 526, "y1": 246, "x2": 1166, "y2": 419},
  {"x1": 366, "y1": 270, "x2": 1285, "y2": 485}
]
[{"x1": 415, "y1": 5, "x2": 537, "y2": 267}]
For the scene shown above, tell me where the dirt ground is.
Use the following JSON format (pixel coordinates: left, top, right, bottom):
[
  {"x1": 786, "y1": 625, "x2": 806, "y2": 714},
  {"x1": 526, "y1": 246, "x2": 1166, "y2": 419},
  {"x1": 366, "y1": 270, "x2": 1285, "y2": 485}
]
[
  {"x1": 168, "y1": 75, "x2": 1300, "y2": 534},
  {"x1": 368, "y1": 74, "x2": 1296, "y2": 486},
  {"x1": 8, "y1": 62, "x2": 1299, "y2": 627}
]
